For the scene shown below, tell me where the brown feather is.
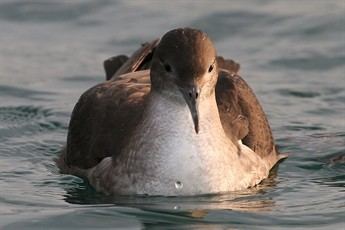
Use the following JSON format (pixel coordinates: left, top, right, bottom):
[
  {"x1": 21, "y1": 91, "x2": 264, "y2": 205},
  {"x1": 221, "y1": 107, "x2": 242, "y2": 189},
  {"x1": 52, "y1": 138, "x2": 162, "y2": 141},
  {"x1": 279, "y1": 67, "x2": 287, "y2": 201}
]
[
  {"x1": 61, "y1": 39, "x2": 281, "y2": 171},
  {"x1": 65, "y1": 71, "x2": 150, "y2": 169}
]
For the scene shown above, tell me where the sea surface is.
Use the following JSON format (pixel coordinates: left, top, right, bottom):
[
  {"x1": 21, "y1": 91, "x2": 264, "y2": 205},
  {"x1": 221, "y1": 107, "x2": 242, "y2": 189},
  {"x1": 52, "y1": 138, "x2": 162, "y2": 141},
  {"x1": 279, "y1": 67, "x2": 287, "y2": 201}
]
[{"x1": 0, "y1": 0, "x2": 344, "y2": 229}]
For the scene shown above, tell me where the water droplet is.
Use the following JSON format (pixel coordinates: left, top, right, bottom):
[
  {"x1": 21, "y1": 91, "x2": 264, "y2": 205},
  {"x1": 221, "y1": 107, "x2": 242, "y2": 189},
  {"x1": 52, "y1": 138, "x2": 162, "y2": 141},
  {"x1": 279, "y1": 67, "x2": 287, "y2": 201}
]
[
  {"x1": 173, "y1": 205, "x2": 180, "y2": 210},
  {"x1": 175, "y1": 181, "x2": 183, "y2": 190}
]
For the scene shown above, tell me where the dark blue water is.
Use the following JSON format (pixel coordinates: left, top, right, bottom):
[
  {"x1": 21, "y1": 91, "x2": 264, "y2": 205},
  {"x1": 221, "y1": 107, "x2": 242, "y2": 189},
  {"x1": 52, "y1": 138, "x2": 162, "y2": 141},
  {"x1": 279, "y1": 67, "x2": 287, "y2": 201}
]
[{"x1": 0, "y1": 0, "x2": 344, "y2": 229}]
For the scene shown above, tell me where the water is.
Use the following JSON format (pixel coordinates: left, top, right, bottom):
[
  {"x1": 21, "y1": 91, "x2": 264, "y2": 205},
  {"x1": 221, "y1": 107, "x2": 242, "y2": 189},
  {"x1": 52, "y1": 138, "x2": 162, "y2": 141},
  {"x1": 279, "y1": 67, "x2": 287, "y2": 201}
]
[{"x1": 0, "y1": 0, "x2": 344, "y2": 229}]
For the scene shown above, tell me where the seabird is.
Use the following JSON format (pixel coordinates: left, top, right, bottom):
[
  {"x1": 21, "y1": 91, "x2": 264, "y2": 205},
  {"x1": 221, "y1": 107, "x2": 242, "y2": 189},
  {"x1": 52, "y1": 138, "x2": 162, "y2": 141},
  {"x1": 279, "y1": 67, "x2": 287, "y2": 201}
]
[{"x1": 57, "y1": 28, "x2": 287, "y2": 196}]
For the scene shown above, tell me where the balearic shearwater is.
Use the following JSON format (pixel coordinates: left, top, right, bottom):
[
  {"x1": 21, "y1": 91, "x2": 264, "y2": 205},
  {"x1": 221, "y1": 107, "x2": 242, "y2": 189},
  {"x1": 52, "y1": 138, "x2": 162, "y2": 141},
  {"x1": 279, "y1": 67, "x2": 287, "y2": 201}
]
[{"x1": 57, "y1": 28, "x2": 287, "y2": 196}]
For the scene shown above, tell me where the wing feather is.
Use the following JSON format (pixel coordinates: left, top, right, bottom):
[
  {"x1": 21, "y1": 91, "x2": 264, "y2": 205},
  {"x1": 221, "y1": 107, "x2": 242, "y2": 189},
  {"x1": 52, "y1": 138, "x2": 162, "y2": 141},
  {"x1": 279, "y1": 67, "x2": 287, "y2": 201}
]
[
  {"x1": 216, "y1": 64, "x2": 275, "y2": 158},
  {"x1": 64, "y1": 71, "x2": 150, "y2": 169}
]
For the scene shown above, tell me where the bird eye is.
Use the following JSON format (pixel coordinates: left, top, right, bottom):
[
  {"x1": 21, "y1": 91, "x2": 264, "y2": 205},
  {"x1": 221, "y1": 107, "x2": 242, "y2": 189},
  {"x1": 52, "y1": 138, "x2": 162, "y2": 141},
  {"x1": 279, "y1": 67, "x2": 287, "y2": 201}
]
[
  {"x1": 164, "y1": 63, "x2": 172, "y2": 73},
  {"x1": 159, "y1": 57, "x2": 172, "y2": 73},
  {"x1": 208, "y1": 63, "x2": 214, "y2": 73}
]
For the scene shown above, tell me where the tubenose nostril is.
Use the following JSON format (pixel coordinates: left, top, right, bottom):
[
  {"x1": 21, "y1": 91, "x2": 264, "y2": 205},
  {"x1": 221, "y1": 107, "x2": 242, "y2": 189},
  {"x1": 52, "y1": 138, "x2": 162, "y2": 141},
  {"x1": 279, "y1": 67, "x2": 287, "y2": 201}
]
[{"x1": 188, "y1": 90, "x2": 198, "y2": 99}]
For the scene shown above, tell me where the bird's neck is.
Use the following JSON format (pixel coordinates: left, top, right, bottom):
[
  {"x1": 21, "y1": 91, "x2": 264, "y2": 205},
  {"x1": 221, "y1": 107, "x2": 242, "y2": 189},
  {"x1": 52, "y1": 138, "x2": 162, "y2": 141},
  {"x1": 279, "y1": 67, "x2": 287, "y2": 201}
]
[
  {"x1": 143, "y1": 90, "x2": 225, "y2": 136},
  {"x1": 122, "y1": 88, "x2": 235, "y2": 168}
]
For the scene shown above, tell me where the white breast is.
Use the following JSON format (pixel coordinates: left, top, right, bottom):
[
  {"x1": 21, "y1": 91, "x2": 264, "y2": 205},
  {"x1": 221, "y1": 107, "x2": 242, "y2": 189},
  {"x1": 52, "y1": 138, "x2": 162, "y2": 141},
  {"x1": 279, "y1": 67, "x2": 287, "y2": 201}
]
[{"x1": 87, "y1": 92, "x2": 269, "y2": 196}]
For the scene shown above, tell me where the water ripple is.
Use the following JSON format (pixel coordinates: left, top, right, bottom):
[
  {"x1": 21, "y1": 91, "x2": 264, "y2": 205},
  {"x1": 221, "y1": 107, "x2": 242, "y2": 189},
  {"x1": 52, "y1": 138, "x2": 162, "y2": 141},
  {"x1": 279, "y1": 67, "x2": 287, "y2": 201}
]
[
  {"x1": 0, "y1": 106, "x2": 67, "y2": 141},
  {"x1": 0, "y1": 0, "x2": 113, "y2": 23},
  {"x1": 269, "y1": 55, "x2": 345, "y2": 71},
  {"x1": 190, "y1": 10, "x2": 287, "y2": 41},
  {"x1": 276, "y1": 89, "x2": 320, "y2": 98},
  {"x1": 0, "y1": 85, "x2": 55, "y2": 101}
]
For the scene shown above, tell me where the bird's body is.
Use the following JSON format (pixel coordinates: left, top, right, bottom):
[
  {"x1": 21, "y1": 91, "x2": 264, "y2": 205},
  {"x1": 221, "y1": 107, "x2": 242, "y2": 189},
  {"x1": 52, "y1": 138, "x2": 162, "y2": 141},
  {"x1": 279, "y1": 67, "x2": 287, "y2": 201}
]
[{"x1": 57, "y1": 28, "x2": 286, "y2": 196}]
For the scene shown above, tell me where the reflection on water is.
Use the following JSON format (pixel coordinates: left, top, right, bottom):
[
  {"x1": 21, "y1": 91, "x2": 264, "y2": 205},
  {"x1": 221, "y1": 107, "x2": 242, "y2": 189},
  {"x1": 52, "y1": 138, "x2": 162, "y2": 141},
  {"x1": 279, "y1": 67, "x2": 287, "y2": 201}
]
[{"x1": 0, "y1": 0, "x2": 344, "y2": 229}]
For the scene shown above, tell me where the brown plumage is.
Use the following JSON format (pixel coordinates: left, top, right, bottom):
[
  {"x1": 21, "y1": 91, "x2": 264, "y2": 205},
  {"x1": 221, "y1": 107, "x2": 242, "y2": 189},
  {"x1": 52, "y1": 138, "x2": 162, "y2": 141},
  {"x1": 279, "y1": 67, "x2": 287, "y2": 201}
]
[{"x1": 57, "y1": 28, "x2": 286, "y2": 195}]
